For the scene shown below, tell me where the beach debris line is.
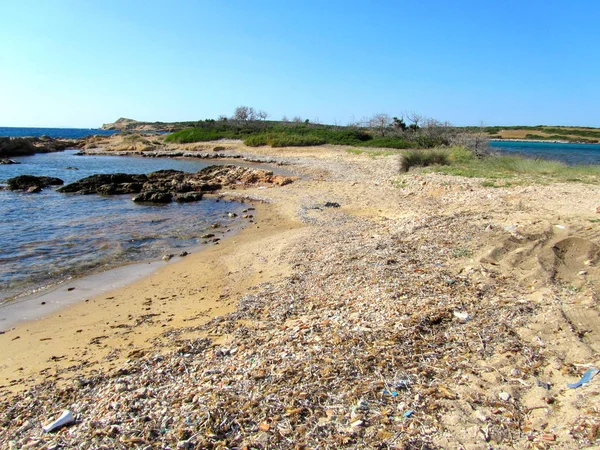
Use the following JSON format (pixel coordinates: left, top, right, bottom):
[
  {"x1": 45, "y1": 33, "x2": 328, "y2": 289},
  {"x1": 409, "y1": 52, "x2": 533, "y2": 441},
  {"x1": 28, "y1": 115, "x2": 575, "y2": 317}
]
[{"x1": 55, "y1": 165, "x2": 295, "y2": 203}]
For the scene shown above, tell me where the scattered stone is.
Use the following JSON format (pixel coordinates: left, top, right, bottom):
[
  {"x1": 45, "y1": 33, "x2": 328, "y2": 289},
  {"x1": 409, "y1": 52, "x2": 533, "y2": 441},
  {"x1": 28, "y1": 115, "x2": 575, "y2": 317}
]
[
  {"x1": 179, "y1": 251, "x2": 189, "y2": 257},
  {"x1": 0, "y1": 158, "x2": 20, "y2": 164},
  {"x1": 228, "y1": 212, "x2": 237, "y2": 218},
  {"x1": 162, "y1": 254, "x2": 174, "y2": 261},
  {"x1": 201, "y1": 234, "x2": 215, "y2": 239}
]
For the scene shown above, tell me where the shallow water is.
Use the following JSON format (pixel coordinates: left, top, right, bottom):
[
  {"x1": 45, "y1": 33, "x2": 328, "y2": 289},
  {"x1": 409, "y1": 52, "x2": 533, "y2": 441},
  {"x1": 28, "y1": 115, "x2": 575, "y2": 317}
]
[{"x1": 0, "y1": 151, "x2": 247, "y2": 304}]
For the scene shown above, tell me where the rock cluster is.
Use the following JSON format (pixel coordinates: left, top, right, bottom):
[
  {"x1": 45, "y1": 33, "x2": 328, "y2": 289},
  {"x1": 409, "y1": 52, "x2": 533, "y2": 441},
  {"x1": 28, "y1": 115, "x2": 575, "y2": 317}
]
[
  {"x1": 6, "y1": 175, "x2": 64, "y2": 193},
  {"x1": 57, "y1": 165, "x2": 294, "y2": 203},
  {"x1": 0, "y1": 136, "x2": 79, "y2": 158}
]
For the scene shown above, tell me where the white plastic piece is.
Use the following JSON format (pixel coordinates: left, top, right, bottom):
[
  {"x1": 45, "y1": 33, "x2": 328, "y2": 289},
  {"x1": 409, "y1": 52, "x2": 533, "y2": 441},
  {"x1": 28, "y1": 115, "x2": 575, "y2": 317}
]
[{"x1": 42, "y1": 410, "x2": 75, "y2": 433}]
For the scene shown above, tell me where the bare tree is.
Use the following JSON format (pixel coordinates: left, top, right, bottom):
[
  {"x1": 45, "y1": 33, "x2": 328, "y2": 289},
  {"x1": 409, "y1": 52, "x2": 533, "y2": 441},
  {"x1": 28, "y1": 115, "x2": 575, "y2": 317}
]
[
  {"x1": 232, "y1": 106, "x2": 257, "y2": 122},
  {"x1": 405, "y1": 111, "x2": 424, "y2": 129},
  {"x1": 257, "y1": 110, "x2": 269, "y2": 121},
  {"x1": 368, "y1": 113, "x2": 393, "y2": 137},
  {"x1": 217, "y1": 115, "x2": 228, "y2": 122},
  {"x1": 233, "y1": 106, "x2": 250, "y2": 121},
  {"x1": 281, "y1": 115, "x2": 289, "y2": 123},
  {"x1": 292, "y1": 116, "x2": 302, "y2": 123}
]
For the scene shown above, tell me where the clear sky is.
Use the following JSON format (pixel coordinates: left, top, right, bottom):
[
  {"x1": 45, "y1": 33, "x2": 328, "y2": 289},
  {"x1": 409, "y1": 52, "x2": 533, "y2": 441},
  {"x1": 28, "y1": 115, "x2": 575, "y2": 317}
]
[{"x1": 0, "y1": 0, "x2": 598, "y2": 128}]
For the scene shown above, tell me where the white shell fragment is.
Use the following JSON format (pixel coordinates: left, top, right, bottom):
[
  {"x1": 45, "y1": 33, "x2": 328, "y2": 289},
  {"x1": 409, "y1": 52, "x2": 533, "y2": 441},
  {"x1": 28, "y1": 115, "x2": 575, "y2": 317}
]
[
  {"x1": 453, "y1": 310, "x2": 470, "y2": 321},
  {"x1": 42, "y1": 410, "x2": 75, "y2": 433}
]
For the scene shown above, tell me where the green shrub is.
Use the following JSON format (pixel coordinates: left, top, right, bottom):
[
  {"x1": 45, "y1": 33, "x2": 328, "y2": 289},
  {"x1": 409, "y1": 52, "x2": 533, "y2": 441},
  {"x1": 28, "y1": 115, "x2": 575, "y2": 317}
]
[
  {"x1": 244, "y1": 134, "x2": 269, "y2": 147},
  {"x1": 400, "y1": 149, "x2": 451, "y2": 172},
  {"x1": 165, "y1": 128, "x2": 235, "y2": 143},
  {"x1": 269, "y1": 134, "x2": 326, "y2": 147}
]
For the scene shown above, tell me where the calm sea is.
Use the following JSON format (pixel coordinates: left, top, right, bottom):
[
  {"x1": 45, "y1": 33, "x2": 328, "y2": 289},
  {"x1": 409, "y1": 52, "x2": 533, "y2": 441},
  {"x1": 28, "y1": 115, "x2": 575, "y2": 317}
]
[
  {"x1": 0, "y1": 126, "x2": 118, "y2": 139},
  {"x1": 0, "y1": 150, "x2": 247, "y2": 305},
  {"x1": 489, "y1": 140, "x2": 600, "y2": 165}
]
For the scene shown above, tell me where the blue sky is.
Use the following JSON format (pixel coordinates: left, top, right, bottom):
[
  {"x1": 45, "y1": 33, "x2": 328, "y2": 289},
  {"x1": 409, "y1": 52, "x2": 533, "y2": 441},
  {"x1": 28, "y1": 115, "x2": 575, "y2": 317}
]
[{"x1": 0, "y1": 0, "x2": 598, "y2": 127}]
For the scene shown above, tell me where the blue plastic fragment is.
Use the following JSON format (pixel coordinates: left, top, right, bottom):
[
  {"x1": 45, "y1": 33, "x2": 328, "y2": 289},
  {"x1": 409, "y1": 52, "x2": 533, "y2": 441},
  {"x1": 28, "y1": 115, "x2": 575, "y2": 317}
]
[
  {"x1": 403, "y1": 410, "x2": 414, "y2": 418},
  {"x1": 567, "y1": 368, "x2": 600, "y2": 389},
  {"x1": 383, "y1": 389, "x2": 398, "y2": 397}
]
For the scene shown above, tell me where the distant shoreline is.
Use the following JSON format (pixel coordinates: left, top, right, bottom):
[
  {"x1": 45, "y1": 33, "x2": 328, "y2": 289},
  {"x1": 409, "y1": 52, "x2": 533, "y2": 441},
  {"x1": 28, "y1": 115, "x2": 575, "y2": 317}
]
[{"x1": 490, "y1": 138, "x2": 599, "y2": 145}]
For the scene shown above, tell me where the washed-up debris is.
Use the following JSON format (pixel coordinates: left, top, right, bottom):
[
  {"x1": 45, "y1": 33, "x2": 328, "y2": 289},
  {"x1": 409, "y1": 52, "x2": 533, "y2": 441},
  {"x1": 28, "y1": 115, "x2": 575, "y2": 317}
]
[
  {"x1": 536, "y1": 379, "x2": 552, "y2": 390},
  {"x1": 567, "y1": 368, "x2": 600, "y2": 389},
  {"x1": 453, "y1": 310, "x2": 469, "y2": 321},
  {"x1": 4, "y1": 159, "x2": 600, "y2": 449},
  {"x1": 42, "y1": 410, "x2": 75, "y2": 433},
  {"x1": 498, "y1": 392, "x2": 511, "y2": 401}
]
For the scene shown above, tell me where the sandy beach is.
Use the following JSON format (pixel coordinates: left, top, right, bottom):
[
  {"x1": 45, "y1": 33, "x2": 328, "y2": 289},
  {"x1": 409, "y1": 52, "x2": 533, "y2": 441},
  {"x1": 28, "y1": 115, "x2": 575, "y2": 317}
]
[{"x1": 2, "y1": 142, "x2": 600, "y2": 448}]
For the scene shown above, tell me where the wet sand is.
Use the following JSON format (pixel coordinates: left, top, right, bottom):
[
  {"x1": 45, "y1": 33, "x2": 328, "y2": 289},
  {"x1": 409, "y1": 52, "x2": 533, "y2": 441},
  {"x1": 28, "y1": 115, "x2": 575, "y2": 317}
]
[{"x1": 0, "y1": 201, "x2": 304, "y2": 390}]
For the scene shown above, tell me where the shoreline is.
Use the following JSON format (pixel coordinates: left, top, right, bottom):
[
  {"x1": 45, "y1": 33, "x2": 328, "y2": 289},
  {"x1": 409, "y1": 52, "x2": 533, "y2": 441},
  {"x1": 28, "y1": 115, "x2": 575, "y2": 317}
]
[
  {"x1": 0, "y1": 206, "x2": 248, "y2": 331},
  {"x1": 2, "y1": 143, "x2": 600, "y2": 448},
  {"x1": 0, "y1": 198, "x2": 302, "y2": 390},
  {"x1": 490, "y1": 138, "x2": 600, "y2": 145}
]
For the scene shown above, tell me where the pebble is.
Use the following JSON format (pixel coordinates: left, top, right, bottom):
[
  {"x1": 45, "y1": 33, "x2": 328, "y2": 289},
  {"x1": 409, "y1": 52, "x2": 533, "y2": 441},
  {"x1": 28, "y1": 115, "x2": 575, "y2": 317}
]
[{"x1": 498, "y1": 392, "x2": 511, "y2": 401}]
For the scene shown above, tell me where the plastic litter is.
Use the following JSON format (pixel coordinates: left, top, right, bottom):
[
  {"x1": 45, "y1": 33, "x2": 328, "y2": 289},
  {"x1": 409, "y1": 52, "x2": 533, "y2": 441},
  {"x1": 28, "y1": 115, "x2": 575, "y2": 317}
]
[
  {"x1": 536, "y1": 379, "x2": 551, "y2": 390},
  {"x1": 42, "y1": 410, "x2": 75, "y2": 433},
  {"x1": 403, "y1": 410, "x2": 414, "y2": 418},
  {"x1": 567, "y1": 368, "x2": 600, "y2": 389}
]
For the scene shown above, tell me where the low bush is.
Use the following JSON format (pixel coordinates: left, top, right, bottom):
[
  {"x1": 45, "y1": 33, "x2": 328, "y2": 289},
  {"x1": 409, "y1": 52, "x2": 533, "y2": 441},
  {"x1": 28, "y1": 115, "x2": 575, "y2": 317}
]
[
  {"x1": 400, "y1": 149, "x2": 452, "y2": 172},
  {"x1": 244, "y1": 133, "x2": 326, "y2": 147},
  {"x1": 269, "y1": 134, "x2": 326, "y2": 147},
  {"x1": 244, "y1": 134, "x2": 269, "y2": 147}
]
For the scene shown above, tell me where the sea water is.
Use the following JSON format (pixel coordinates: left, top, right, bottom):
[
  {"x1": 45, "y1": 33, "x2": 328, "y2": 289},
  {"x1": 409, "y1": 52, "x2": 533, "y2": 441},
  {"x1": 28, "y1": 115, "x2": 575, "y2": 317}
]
[
  {"x1": 489, "y1": 140, "x2": 600, "y2": 165},
  {"x1": 0, "y1": 126, "x2": 118, "y2": 139},
  {"x1": 0, "y1": 150, "x2": 248, "y2": 304}
]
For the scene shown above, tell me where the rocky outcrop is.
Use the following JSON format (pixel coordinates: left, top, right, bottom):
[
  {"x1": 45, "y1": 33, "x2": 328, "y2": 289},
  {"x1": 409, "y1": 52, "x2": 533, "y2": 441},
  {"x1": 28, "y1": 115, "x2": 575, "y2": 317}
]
[
  {"x1": 7, "y1": 175, "x2": 64, "y2": 192},
  {"x1": 0, "y1": 158, "x2": 20, "y2": 164},
  {"x1": 57, "y1": 165, "x2": 295, "y2": 203},
  {"x1": 0, "y1": 136, "x2": 81, "y2": 158},
  {"x1": 101, "y1": 118, "x2": 140, "y2": 131},
  {"x1": 57, "y1": 174, "x2": 149, "y2": 195},
  {"x1": 132, "y1": 191, "x2": 172, "y2": 203}
]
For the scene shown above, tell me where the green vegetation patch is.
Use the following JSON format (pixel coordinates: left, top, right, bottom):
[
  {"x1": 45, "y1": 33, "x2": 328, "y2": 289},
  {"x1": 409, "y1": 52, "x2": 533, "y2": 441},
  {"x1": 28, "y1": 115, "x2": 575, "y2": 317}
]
[{"x1": 424, "y1": 148, "x2": 600, "y2": 184}]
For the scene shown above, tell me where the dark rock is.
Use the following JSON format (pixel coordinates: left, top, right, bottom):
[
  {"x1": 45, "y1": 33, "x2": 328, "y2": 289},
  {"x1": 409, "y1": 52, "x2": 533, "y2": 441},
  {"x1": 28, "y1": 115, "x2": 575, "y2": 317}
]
[
  {"x1": 132, "y1": 191, "x2": 173, "y2": 203},
  {"x1": 201, "y1": 233, "x2": 215, "y2": 239},
  {"x1": 7, "y1": 175, "x2": 64, "y2": 192},
  {"x1": 174, "y1": 192, "x2": 203, "y2": 203},
  {"x1": 324, "y1": 202, "x2": 341, "y2": 208},
  {"x1": 179, "y1": 251, "x2": 189, "y2": 257},
  {"x1": 0, "y1": 158, "x2": 20, "y2": 164},
  {"x1": 0, "y1": 136, "x2": 80, "y2": 158},
  {"x1": 0, "y1": 137, "x2": 36, "y2": 157},
  {"x1": 96, "y1": 182, "x2": 145, "y2": 196},
  {"x1": 58, "y1": 173, "x2": 148, "y2": 194}
]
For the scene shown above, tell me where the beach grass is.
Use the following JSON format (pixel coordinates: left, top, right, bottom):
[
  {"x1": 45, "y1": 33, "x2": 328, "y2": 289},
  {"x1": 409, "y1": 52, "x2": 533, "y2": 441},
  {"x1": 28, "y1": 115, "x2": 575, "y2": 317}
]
[{"x1": 400, "y1": 146, "x2": 600, "y2": 183}]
